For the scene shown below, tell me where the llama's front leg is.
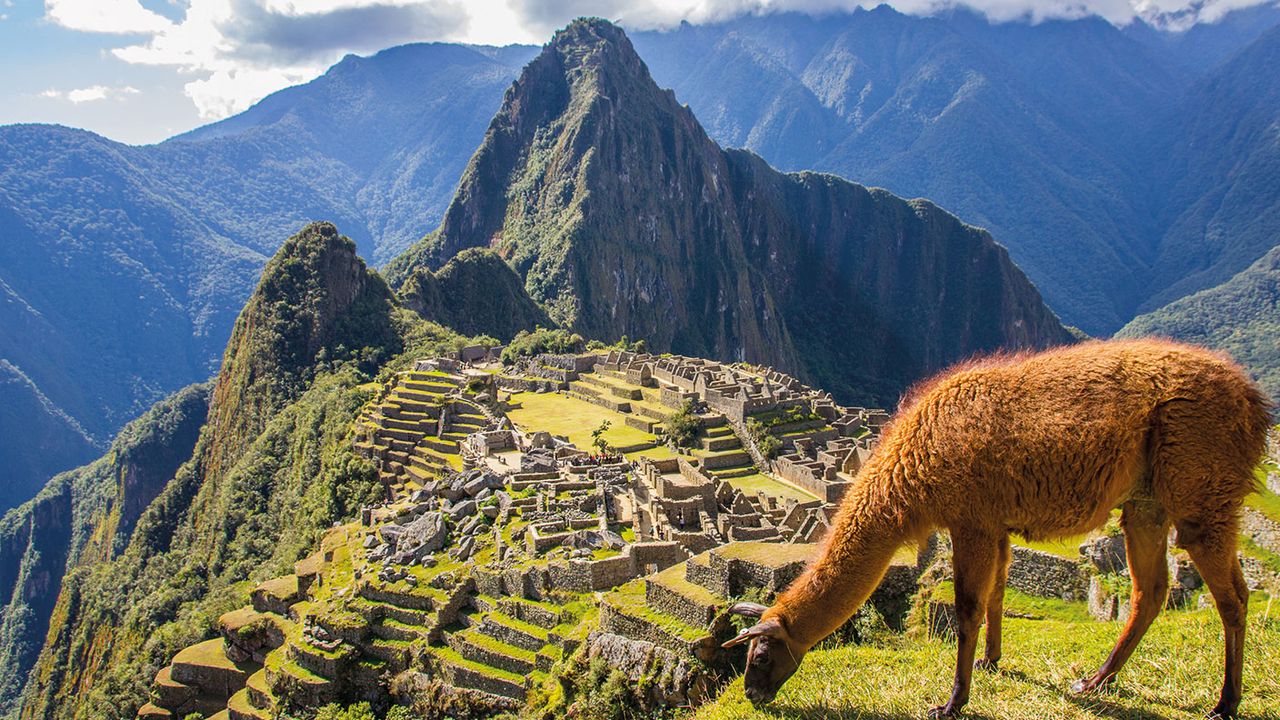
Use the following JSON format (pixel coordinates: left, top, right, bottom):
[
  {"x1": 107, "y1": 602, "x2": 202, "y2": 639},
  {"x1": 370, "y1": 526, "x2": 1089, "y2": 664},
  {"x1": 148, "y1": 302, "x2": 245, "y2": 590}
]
[
  {"x1": 929, "y1": 528, "x2": 1000, "y2": 719},
  {"x1": 976, "y1": 533, "x2": 1011, "y2": 672}
]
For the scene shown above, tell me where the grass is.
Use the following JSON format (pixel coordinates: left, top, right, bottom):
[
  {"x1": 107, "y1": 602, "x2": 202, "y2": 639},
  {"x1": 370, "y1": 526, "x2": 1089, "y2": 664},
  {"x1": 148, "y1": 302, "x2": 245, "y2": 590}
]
[
  {"x1": 1245, "y1": 483, "x2": 1280, "y2": 525},
  {"x1": 696, "y1": 601, "x2": 1280, "y2": 720},
  {"x1": 724, "y1": 472, "x2": 818, "y2": 503},
  {"x1": 506, "y1": 391, "x2": 659, "y2": 452}
]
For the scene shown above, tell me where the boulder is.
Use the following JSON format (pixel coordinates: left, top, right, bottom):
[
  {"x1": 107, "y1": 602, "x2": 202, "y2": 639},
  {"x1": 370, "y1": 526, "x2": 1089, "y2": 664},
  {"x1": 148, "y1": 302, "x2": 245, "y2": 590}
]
[
  {"x1": 450, "y1": 500, "x2": 477, "y2": 520},
  {"x1": 378, "y1": 524, "x2": 405, "y2": 546},
  {"x1": 1080, "y1": 534, "x2": 1126, "y2": 574},
  {"x1": 400, "y1": 512, "x2": 448, "y2": 556}
]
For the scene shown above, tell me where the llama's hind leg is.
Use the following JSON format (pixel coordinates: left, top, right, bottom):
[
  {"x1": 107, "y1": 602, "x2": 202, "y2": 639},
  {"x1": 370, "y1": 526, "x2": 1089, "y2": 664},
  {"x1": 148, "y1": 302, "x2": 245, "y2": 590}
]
[
  {"x1": 929, "y1": 528, "x2": 1001, "y2": 719},
  {"x1": 975, "y1": 533, "x2": 1011, "y2": 672},
  {"x1": 1073, "y1": 500, "x2": 1170, "y2": 694},
  {"x1": 1178, "y1": 522, "x2": 1249, "y2": 719}
]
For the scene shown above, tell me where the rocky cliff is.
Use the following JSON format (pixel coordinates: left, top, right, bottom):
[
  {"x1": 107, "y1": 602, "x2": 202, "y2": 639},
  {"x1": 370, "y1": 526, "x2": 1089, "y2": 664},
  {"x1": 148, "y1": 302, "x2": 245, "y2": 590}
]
[
  {"x1": 402, "y1": 19, "x2": 1073, "y2": 405},
  {"x1": 0, "y1": 384, "x2": 209, "y2": 715}
]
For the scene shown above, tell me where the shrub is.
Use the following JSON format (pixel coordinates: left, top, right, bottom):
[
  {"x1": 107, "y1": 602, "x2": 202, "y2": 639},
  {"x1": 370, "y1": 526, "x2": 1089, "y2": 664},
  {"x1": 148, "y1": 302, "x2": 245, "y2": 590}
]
[
  {"x1": 500, "y1": 327, "x2": 585, "y2": 363},
  {"x1": 662, "y1": 401, "x2": 700, "y2": 449}
]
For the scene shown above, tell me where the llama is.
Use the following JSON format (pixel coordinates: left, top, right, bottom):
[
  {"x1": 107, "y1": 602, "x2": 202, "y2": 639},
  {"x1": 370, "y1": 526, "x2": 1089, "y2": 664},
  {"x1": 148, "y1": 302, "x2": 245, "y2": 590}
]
[{"x1": 723, "y1": 339, "x2": 1271, "y2": 719}]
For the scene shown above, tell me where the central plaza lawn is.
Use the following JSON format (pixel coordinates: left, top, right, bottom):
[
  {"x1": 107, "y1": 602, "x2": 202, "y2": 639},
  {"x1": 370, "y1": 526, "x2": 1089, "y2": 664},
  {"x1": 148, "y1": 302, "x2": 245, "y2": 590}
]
[{"x1": 506, "y1": 391, "x2": 661, "y2": 454}]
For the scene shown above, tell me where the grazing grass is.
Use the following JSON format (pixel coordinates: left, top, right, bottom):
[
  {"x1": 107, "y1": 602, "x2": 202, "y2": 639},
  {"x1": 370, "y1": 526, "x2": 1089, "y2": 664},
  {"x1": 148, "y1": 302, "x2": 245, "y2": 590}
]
[
  {"x1": 505, "y1": 391, "x2": 660, "y2": 452},
  {"x1": 724, "y1": 472, "x2": 818, "y2": 503},
  {"x1": 695, "y1": 599, "x2": 1280, "y2": 720}
]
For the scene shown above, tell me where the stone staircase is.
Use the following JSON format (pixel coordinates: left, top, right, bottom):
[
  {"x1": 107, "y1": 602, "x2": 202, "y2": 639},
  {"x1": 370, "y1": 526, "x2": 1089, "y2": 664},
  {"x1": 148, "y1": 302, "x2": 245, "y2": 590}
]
[{"x1": 354, "y1": 369, "x2": 491, "y2": 499}]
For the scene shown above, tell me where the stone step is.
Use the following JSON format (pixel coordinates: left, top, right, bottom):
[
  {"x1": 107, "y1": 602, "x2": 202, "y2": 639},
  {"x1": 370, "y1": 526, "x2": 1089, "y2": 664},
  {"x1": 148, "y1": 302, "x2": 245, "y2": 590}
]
[
  {"x1": 700, "y1": 450, "x2": 752, "y2": 470},
  {"x1": 684, "y1": 552, "x2": 716, "y2": 592},
  {"x1": 363, "y1": 638, "x2": 413, "y2": 673},
  {"x1": 568, "y1": 391, "x2": 631, "y2": 414},
  {"x1": 152, "y1": 666, "x2": 195, "y2": 710},
  {"x1": 435, "y1": 648, "x2": 528, "y2": 702},
  {"x1": 396, "y1": 388, "x2": 450, "y2": 404},
  {"x1": 227, "y1": 688, "x2": 268, "y2": 720},
  {"x1": 645, "y1": 563, "x2": 722, "y2": 628},
  {"x1": 170, "y1": 639, "x2": 258, "y2": 697},
  {"x1": 476, "y1": 611, "x2": 549, "y2": 652},
  {"x1": 707, "y1": 466, "x2": 757, "y2": 479},
  {"x1": 358, "y1": 582, "x2": 438, "y2": 612},
  {"x1": 244, "y1": 670, "x2": 272, "y2": 712},
  {"x1": 137, "y1": 703, "x2": 171, "y2": 720},
  {"x1": 372, "y1": 617, "x2": 429, "y2": 642},
  {"x1": 624, "y1": 415, "x2": 660, "y2": 433},
  {"x1": 701, "y1": 435, "x2": 741, "y2": 452},
  {"x1": 496, "y1": 597, "x2": 564, "y2": 630},
  {"x1": 598, "y1": 580, "x2": 712, "y2": 657},
  {"x1": 264, "y1": 651, "x2": 335, "y2": 706},
  {"x1": 402, "y1": 380, "x2": 456, "y2": 395},
  {"x1": 447, "y1": 628, "x2": 538, "y2": 675}
]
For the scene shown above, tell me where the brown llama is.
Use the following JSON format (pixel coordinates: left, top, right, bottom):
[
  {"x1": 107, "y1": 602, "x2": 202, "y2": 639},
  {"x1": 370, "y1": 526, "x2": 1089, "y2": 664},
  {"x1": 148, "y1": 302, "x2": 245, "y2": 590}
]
[{"x1": 723, "y1": 339, "x2": 1271, "y2": 719}]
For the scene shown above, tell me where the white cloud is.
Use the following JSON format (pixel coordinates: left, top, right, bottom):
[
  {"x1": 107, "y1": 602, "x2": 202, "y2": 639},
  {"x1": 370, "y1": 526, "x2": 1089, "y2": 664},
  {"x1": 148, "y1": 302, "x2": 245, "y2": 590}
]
[
  {"x1": 40, "y1": 85, "x2": 142, "y2": 103},
  {"x1": 45, "y1": 0, "x2": 1280, "y2": 123},
  {"x1": 106, "y1": 0, "x2": 472, "y2": 119},
  {"x1": 44, "y1": 0, "x2": 174, "y2": 34}
]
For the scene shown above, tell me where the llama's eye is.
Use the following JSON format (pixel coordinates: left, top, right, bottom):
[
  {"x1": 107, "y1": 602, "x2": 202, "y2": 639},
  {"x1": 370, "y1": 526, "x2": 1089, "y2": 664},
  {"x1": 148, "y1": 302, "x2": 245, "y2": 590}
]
[{"x1": 752, "y1": 652, "x2": 772, "y2": 668}]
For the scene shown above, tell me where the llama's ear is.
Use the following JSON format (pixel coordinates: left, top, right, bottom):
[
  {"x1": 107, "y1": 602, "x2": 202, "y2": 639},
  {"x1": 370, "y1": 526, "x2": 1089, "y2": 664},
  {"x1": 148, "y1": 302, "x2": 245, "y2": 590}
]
[
  {"x1": 725, "y1": 601, "x2": 768, "y2": 619},
  {"x1": 721, "y1": 619, "x2": 778, "y2": 648}
]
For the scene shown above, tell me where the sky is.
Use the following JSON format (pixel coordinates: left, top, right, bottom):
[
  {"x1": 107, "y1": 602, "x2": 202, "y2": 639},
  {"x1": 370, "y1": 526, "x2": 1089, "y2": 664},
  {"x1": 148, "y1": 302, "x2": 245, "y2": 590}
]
[{"x1": 0, "y1": 0, "x2": 1273, "y2": 145}]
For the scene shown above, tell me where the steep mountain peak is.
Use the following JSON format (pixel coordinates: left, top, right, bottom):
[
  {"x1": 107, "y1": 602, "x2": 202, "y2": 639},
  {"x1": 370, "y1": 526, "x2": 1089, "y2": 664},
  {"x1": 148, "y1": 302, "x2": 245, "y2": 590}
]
[
  {"x1": 405, "y1": 19, "x2": 1071, "y2": 406},
  {"x1": 206, "y1": 221, "x2": 400, "y2": 473}
]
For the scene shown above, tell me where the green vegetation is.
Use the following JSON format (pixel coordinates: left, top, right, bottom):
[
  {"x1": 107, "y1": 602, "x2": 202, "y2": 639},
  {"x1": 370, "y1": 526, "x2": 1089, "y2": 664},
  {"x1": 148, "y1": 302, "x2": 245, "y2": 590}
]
[
  {"x1": 744, "y1": 418, "x2": 783, "y2": 459},
  {"x1": 398, "y1": 247, "x2": 550, "y2": 341},
  {"x1": 723, "y1": 472, "x2": 817, "y2": 503},
  {"x1": 661, "y1": 401, "x2": 701, "y2": 449},
  {"x1": 586, "y1": 335, "x2": 648, "y2": 353},
  {"x1": 0, "y1": 382, "x2": 210, "y2": 715},
  {"x1": 500, "y1": 327, "x2": 586, "y2": 363}
]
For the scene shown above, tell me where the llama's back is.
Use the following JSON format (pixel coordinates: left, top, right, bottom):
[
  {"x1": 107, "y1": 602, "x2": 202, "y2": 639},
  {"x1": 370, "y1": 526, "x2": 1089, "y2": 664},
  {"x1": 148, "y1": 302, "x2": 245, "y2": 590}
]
[{"x1": 883, "y1": 339, "x2": 1271, "y2": 536}]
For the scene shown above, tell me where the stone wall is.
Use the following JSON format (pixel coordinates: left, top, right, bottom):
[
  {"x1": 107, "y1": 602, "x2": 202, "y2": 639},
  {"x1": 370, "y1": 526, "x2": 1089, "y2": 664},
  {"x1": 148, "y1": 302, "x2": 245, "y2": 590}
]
[{"x1": 1007, "y1": 546, "x2": 1089, "y2": 601}]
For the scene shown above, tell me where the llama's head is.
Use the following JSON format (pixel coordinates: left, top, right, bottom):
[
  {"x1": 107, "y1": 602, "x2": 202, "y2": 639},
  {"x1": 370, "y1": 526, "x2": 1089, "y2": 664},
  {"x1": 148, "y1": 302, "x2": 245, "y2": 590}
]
[{"x1": 722, "y1": 602, "x2": 805, "y2": 706}]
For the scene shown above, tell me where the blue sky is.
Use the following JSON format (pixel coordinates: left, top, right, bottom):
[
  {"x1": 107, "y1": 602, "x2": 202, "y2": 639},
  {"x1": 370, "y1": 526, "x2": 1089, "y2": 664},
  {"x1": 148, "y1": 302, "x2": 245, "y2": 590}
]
[{"x1": 1, "y1": 0, "x2": 1272, "y2": 145}]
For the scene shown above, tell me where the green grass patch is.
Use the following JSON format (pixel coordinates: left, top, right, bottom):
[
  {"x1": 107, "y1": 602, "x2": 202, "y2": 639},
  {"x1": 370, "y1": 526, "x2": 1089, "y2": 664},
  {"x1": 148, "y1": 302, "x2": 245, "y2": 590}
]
[
  {"x1": 696, "y1": 603, "x2": 1280, "y2": 719},
  {"x1": 506, "y1": 391, "x2": 657, "y2": 451},
  {"x1": 723, "y1": 472, "x2": 818, "y2": 503},
  {"x1": 603, "y1": 580, "x2": 708, "y2": 643}
]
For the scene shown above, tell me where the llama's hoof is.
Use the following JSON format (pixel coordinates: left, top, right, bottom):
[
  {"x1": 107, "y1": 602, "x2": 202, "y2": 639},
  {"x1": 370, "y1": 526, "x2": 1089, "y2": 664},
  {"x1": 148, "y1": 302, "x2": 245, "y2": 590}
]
[
  {"x1": 1071, "y1": 676, "x2": 1112, "y2": 695},
  {"x1": 974, "y1": 658, "x2": 999, "y2": 673},
  {"x1": 927, "y1": 703, "x2": 962, "y2": 718},
  {"x1": 1205, "y1": 704, "x2": 1239, "y2": 719}
]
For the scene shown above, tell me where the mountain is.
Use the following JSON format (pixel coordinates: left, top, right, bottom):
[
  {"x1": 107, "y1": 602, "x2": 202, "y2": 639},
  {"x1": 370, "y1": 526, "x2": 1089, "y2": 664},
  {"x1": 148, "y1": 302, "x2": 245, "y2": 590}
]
[
  {"x1": 12, "y1": 222, "x2": 484, "y2": 720},
  {"x1": 1139, "y1": 23, "x2": 1280, "y2": 313},
  {"x1": 5, "y1": 6, "x2": 1280, "y2": 514},
  {"x1": 0, "y1": 44, "x2": 532, "y2": 513},
  {"x1": 397, "y1": 19, "x2": 1073, "y2": 405},
  {"x1": 630, "y1": 8, "x2": 1178, "y2": 336},
  {"x1": 0, "y1": 382, "x2": 209, "y2": 715},
  {"x1": 397, "y1": 247, "x2": 551, "y2": 339},
  {"x1": 1119, "y1": 245, "x2": 1280, "y2": 402}
]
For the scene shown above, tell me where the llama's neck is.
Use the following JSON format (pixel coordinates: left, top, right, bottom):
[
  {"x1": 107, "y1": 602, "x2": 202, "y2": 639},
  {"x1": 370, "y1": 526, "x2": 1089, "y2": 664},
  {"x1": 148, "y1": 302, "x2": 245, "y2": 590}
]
[{"x1": 771, "y1": 469, "x2": 913, "y2": 650}]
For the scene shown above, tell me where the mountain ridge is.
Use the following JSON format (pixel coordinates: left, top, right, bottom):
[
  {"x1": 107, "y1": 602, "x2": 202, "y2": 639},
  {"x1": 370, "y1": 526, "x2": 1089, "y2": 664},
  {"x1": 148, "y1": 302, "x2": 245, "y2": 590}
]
[{"x1": 400, "y1": 18, "x2": 1073, "y2": 405}]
